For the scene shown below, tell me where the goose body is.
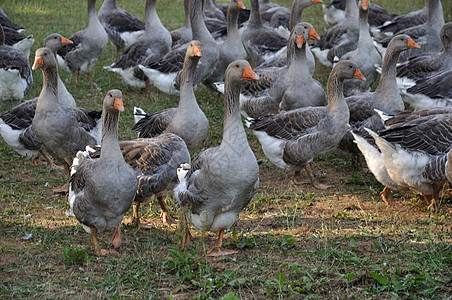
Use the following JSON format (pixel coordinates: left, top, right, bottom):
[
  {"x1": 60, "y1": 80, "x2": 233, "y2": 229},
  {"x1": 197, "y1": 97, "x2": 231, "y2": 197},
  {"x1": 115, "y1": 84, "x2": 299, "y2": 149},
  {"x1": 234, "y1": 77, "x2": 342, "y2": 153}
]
[
  {"x1": 170, "y1": 0, "x2": 192, "y2": 49},
  {"x1": 0, "y1": 25, "x2": 33, "y2": 105},
  {"x1": 133, "y1": 41, "x2": 209, "y2": 151},
  {"x1": 2, "y1": 25, "x2": 34, "y2": 57},
  {"x1": 69, "y1": 90, "x2": 138, "y2": 254},
  {"x1": 139, "y1": 0, "x2": 219, "y2": 95},
  {"x1": 0, "y1": 8, "x2": 23, "y2": 33},
  {"x1": 57, "y1": 0, "x2": 108, "y2": 84},
  {"x1": 104, "y1": 0, "x2": 171, "y2": 89},
  {"x1": 249, "y1": 60, "x2": 365, "y2": 189},
  {"x1": 174, "y1": 60, "x2": 260, "y2": 256}
]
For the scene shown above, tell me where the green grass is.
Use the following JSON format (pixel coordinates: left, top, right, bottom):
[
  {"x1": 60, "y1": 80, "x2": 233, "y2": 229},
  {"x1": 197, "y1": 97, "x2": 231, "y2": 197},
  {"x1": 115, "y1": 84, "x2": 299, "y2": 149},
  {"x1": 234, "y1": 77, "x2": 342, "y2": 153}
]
[{"x1": 1, "y1": 0, "x2": 452, "y2": 299}]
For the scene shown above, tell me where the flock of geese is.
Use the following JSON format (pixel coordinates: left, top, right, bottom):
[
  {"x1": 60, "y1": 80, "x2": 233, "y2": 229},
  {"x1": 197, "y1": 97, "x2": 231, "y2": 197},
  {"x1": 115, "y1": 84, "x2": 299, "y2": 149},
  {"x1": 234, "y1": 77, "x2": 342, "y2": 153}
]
[{"x1": 0, "y1": 0, "x2": 451, "y2": 256}]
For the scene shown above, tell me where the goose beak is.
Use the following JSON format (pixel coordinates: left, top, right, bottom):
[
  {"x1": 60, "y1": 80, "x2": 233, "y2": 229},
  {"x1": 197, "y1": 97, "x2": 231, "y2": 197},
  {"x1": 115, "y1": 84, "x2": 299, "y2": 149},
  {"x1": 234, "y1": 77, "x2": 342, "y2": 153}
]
[
  {"x1": 60, "y1": 36, "x2": 73, "y2": 46},
  {"x1": 353, "y1": 68, "x2": 366, "y2": 81},
  {"x1": 114, "y1": 98, "x2": 124, "y2": 112},
  {"x1": 312, "y1": 0, "x2": 323, "y2": 4},
  {"x1": 237, "y1": 1, "x2": 245, "y2": 9},
  {"x1": 309, "y1": 28, "x2": 320, "y2": 41},
  {"x1": 32, "y1": 56, "x2": 43, "y2": 70},
  {"x1": 407, "y1": 38, "x2": 420, "y2": 49},
  {"x1": 243, "y1": 66, "x2": 259, "y2": 81},
  {"x1": 193, "y1": 45, "x2": 202, "y2": 57},
  {"x1": 296, "y1": 35, "x2": 304, "y2": 48},
  {"x1": 361, "y1": 0, "x2": 369, "y2": 10}
]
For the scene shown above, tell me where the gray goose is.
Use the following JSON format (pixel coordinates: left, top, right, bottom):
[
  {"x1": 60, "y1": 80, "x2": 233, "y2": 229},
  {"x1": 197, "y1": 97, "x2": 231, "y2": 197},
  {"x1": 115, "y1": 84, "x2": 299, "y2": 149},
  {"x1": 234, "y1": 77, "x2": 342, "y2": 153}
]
[
  {"x1": 138, "y1": 0, "x2": 219, "y2": 95},
  {"x1": 170, "y1": 0, "x2": 192, "y2": 49},
  {"x1": 338, "y1": 35, "x2": 419, "y2": 171},
  {"x1": 248, "y1": 60, "x2": 366, "y2": 189},
  {"x1": 203, "y1": 0, "x2": 247, "y2": 88},
  {"x1": 84, "y1": 133, "x2": 191, "y2": 228},
  {"x1": 2, "y1": 25, "x2": 34, "y2": 58},
  {"x1": 69, "y1": 90, "x2": 138, "y2": 255},
  {"x1": 133, "y1": 41, "x2": 209, "y2": 151},
  {"x1": 240, "y1": 0, "x2": 287, "y2": 67},
  {"x1": 375, "y1": 0, "x2": 444, "y2": 62},
  {"x1": 339, "y1": 0, "x2": 381, "y2": 97},
  {"x1": 0, "y1": 8, "x2": 23, "y2": 32},
  {"x1": 367, "y1": 113, "x2": 452, "y2": 211},
  {"x1": 0, "y1": 25, "x2": 33, "y2": 106},
  {"x1": 57, "y1": 0, "x2": 108, "y2": 85},
  {"x1": 174, "y1": 60, "x2": 260, "y2": 256},
  {"x1": 98, "y1": 0, "x2": 145, "y2": 55},
  {"x1": 104, "y1": 0, "x2": 171, "y2": 91},
  {"x1": 396, "y1": 22, "x2": 452, "y2": 85},
  {"x1": 311, "y1": 0, "x2": 359, "y2": 67},
  {"x1": 31, "y1": 47, "x2": 98, "y2": 193}
]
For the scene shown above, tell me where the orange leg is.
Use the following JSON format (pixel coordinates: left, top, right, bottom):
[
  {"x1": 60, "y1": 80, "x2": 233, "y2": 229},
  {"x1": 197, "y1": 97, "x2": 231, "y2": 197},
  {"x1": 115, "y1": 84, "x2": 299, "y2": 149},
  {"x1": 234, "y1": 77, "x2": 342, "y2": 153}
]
[
  {"x1": 206, "y1": 229, "x2": 238, "y2": 257},
  {"x1": 158, "y1": 196, "x2": 178, "y2": 227},
  {"x1": 380, "y1": 186, "x2": 392, "y2": 205},
  {"x1": 90, "y1": 227, "x2": 101, "y2": 254},
  {"x1": 108, "y1": 225, "x2": 122, "y2": 252},
  {"x1": 305, "y1": 164, "x2": 331, "y2": 190},
  {"x1": 181, "y1": 205, "x2": 192, "y2": 249},
  {"x1": 52, "y1": 162, "x2": 70, "y2": 194}
]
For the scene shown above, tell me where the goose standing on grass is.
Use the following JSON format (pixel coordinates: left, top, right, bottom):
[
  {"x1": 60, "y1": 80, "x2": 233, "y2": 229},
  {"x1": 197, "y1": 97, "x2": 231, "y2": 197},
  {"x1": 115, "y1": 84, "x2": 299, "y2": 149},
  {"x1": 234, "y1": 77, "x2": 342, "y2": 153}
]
[
  {"x1": 374, "y1": 0, "x2": 444, "y2": 62},
  {"x1": 367, "y1": 114, "x2": 452, "y2": 211},
  {"x1": 133, "y1": 41, "x2": 209, "y2": 151},
  {"x1": 104, "y1": 0, "x2": 171, "y2": 91},
  {"x1": 57, "y1": 0, "x2": 108, "y2": 85},
  {"x1": 98, "y1": 0, "x2": 145, "y2": 55},
  {"x1": 139, "y1": 0, "x2": 219, "y2": 95},
  {"x1": 174, "y1": 60, "x2": 260, "y2": 257},
  {"x1": 0, "y1": 25, "x2": 32, "y2": 106},
  {"x1": 311, "y1": 0, "x2": 359, "y2": 67},
  {"x1": 69, "y1": 90, "x2": 138, "y2": 255},
  {"x1": 396, "y1": 22, "x2": 452, "y2": 85},
  {"x1": 31, "y1": 47, "x2": 98, "y2": 193},
  {"x1": 203, "y1": 0, "x2": 247, "y2": 88},
  {"x1": 248, "y1": 61, "x2": 366, "y2": 189},
  {"x1": 240, "y1": 0, "x2": 287, "y2": 67}
]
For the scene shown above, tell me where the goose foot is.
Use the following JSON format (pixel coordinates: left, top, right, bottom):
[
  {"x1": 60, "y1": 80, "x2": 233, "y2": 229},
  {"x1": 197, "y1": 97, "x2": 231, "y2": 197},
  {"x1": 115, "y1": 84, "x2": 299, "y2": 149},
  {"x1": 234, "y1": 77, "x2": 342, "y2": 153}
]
[
  {"x1": 74, "y1": 71, "x2": 79, "y2": 86},
  {"x1": 380, "y1": 186, "x2": 392, "y2": 205},
  {"x1": 160, "y1": 211, "x2": 178, "y2": 228},
  {"x1": 181, "y1": 208, "x2": 192, "y2": 249},
  {"x1": 108, "y1": 225, "x2": 122, "y2": 252},
  {"x1": 206, "y1": 229, "x2": 237, "y2": 257},
  {"x1": 138, "y1": 222, "x2": 154, "y2": 229},
  {"x1": 40, "y1": 150, "x2": 63, "y2": 170},
  {"x1": 52, "y1": 182, "x2": 69, "y2": 194},
  {"x1": 305, "y1": 165, "x2": 331, "y2": 190},
  {"x1": 131, "y1": 203, "x2": 153, "y2": 228}
]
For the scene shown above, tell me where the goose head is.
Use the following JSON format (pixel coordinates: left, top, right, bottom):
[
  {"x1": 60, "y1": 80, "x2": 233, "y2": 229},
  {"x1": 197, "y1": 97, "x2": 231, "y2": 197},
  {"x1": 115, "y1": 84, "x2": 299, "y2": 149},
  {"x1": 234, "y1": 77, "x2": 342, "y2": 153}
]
[
  {"x1": 333, "y1": 60, "x2": 366, "y2": 81},
  {"x1": 44, "y1": 33, "x2": 73, "y2": 55},
  {"x1": 225, "y1": 60, "x2": 259, "y2": 84},
  {"x1": 292, "y1": 22, "x2": 320, "y2": 45},
  {"x1": 187, "y1": 40, "x2": 203, "y2": 59},
  {"x1": 32, "y1": 47, "x2": 57, "y2": 71},
  {"x1": 387, "y1": 34, "x2": 420, "y2": 53},
  {"x1": 359, "y1": 0, "x2": 369, "y2": 11},
  {"x1": 440, "y1": 22, "x2": 452, "y2": 49},
  {"x1": 104, "y1": 89, "x2": 124, "y2": 112}
]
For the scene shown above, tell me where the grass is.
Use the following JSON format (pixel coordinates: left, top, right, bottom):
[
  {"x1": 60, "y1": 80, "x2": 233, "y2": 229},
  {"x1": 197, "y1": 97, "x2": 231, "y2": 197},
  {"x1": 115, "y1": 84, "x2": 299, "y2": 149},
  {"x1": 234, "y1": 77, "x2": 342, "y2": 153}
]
[{"x1": 1, "y1": 0, "x2": 452, "y2": 299}]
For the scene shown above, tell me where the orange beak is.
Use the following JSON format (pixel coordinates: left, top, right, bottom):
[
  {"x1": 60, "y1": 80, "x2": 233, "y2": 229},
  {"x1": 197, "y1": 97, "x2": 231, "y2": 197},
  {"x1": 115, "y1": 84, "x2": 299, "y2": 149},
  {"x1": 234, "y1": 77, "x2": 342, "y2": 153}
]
[
  {"x1": 243, "y1": 66, "x2": 259, "y2": 81},
  {"x1": 60, "y1": 36, "x2": 73, "y2": 46},
  {"x1": 353, "y1": 68, "x2": 366, "y2": 81},
  {"x1": 361, "y1": 0, "x2": 369, "y2": 10},
  {"x1": 309, "y1": 28, "x2": 320, "y2": 41},
  {"x1": 407, "y1": 38, "x2": 420, "y2": 49},
  {"x1": 114, "y1": 98, "x2": 124, "y2": 112},
  {"x1": 237, "y1": 1, "x2": 245, "y2": 9},
  {"x1": 312, "y1": 0, "x2": 323, "y2": 4},
  {"x1": 32, "y1": 56, "x2": 43, "y2": 70},
  {"x1": 193, "y1": 45, "x2": 202, "y2": 57},
  {"x1": 295, "y1": 34, "x2": 304, "y2": 48}
]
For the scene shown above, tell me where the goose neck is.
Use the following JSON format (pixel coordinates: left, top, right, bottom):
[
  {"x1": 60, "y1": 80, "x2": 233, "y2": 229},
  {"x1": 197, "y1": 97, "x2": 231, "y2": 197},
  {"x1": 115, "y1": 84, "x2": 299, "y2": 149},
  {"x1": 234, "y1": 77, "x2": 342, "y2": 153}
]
[
  {"x1": 326, "y1": 73, "x2": 346, "y2": 108},
  {"x1": 357, "y1": 7, "x2": 372, "y2": 47},
  {"x1": 426, "y1": 0, "x2": 443, "y2": 22},
  {"x1": 345, "y1": 0, "x2": 359, "y2": 19},
  {"x1": 226, "y1": 4, "x2": 240, "y2": 38},
  {"x1": 375, "y1": 45, "x2": 399, "y2": 94},
  {"x1": 222, "y1": 79, "x2": 245, "y2": 142},
  {"x1": 100, "y1": 0, "x2": 116, "y2": 11},
  {"x1": 289, "y1": 40, "x2": 308, "y2": 71},
  {"x1": 248, "y1": 0, "x2": 263, "y2": 27},
  {"x1": 145, "y1": 0, "x2": 160, "y2": 31},
  {"x1": 178, "y1": 55, "x2": 201, "y2": 110},
  {"x1": 87, "y1": 0, "x2": 98, "y2": 23},
  {"x1": 100, "y1": 109, "x2": 122, "y2": 159},
  {"x1": 41, "y1": 65, "x2": 59, "y2": 101},
  {"x1": 183, "y1": 0, "x2": 191, "y2": 27},
  {"x1": 289, "y1": 1, "x2": 305, "y2": 30},
  {"x1": 0, "y1": 26, "x2": 4, "y2": 46},
  {"x1": 191, "y1": 0, "x2": 212, "y2": 40}
]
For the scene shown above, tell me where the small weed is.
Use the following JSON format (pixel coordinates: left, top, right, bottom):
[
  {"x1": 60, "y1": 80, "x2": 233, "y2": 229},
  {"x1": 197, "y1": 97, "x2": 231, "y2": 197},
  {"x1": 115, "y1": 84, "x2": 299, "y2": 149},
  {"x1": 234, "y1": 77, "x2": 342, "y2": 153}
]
[{"x1": 57, "y1": 247, "x2": 93, "y2": 266}]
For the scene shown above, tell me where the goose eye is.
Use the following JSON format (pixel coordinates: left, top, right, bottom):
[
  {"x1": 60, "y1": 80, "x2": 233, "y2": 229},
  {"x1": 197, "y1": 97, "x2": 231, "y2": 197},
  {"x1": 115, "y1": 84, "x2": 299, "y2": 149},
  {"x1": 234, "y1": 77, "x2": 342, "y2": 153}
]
[{"x1": 235, "y1": 64, "x2": 240, "y2": 68}]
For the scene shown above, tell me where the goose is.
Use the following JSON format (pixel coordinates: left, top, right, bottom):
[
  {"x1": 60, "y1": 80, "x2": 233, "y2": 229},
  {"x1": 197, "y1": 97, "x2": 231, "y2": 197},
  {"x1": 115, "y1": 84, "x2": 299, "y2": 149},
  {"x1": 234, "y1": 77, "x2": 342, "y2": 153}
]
[
  {"x1": 371, "y1": 0, "x2": 429, "y2": 40},
  {"x1": 215, "y1": 0, "x2": 250, "y2": 27},
  {"x1": 170, "y1": 0, "x2": 192, "y2": 49},
  {"x1": 240, "y1": 0, "x2": 287, "y2": 67},
  {"x1": 203, "y1": 0, "x2": 227, "y2": 39},
  {"x1": 258, "y1": 0, "x2": 291, "y2": 34},
  {"x1": 248, "y1": 60, "x2": 366, "y2": 189},
  {"x1": 203, "y1": 0, "x2": 247, "y2": 88},
  {"x1": 322, "y1": 0, "x2": 396, "y2": 27},
  {"x1": 98, "y1": 0, "x2": 145, "y2": 55},
  {"x1": 174, "y1": 60, "x2": 260, "y2": 256},
  {"x1": 69, "y1": 90, "x2": 138, "y2": 255},
  {"x1": 57, "y1": 0, "x2": 108, "y2": 85},
  {"x1": 338, "y1": 35, "x2": 419, "y2": 162},
  {"x1": 367, "y1": 113, "x2": 452, "y2": 210},
  {"x1": 311, "y1": 0, "x2": 359, "y2": 67},
  {"x1": 0, "y1": 25, "x2": 33, "y2": 106},
  {"x1": 374, "y1": 0, "x2": 444, "y2": 62},
  {"x1": 133, "y1": 41, "x2": 209, "y2": 151},
  {"x1": 104, "y1": 0, "x2": 171, "y2": 91},
  {"x1": 2, "y1": 25, "x2": 34, "y2": 58},
  {"x1": 0, "y1": 33, "x2": 77, "y2": 165},
  {"x1": 338, "y1": 0, "x2": 382, "y2": 97},
  {"x1": 396, "y1": 22, "x2": 452, "y2": 86},
  {"x1": 82, "y1": 134, "x2": 191, "y2": 228},
  {"x1": 0, "y1": 8, "x2": 23, "y2": 32},
  {"x1": 138, "y1": 0, "x2": 219, "y2": 95},
  {"x1": 401, "y1": 69, "x2": 452, "y2": 111},
  {"x1": 256, "y1": 0, "x2": 323, "y2": 74},
  {"x1": 31, "y1": 47, "x2": 98, "y2": 193}
]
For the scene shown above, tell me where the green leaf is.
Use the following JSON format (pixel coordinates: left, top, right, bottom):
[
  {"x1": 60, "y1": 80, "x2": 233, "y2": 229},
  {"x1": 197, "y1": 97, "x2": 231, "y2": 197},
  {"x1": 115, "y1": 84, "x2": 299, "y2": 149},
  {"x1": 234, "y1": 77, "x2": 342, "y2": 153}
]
[
  {"x1": 370, "y1": 271, "x2": 389, "y2": 285},
  {"x1": 344, "y1": 273, "x2": 356, "y2": 281},
  {"x1": 218, "y1": 292, "x2": 239, "y2": 300},
  {"x1": 349, "y1": 239, "x2": 357, "y2": 249}
]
